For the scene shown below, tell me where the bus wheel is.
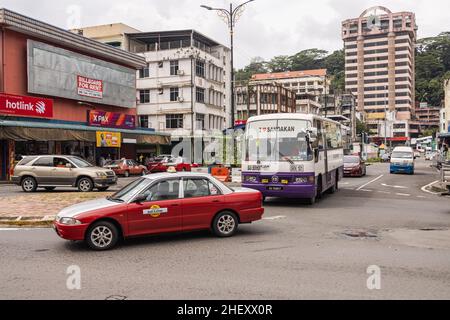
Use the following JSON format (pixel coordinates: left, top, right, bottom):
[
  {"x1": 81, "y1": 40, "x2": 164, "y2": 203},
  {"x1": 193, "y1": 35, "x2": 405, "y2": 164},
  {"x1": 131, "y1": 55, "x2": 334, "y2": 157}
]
[{"x1": 330, "y1": 173, "x2": 339, "y2": 194}]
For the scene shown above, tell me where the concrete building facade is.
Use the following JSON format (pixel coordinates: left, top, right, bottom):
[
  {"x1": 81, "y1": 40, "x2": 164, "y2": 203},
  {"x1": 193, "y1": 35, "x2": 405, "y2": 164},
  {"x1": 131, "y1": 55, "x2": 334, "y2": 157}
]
[
  {"x1": 250, "y1": 69, "x2": 329, "y2": 115},
  {"x1": 235, "y1": 83, "x2": 296, "y2": 121},
  {"x1": 128, "y1": 30, "x2": 231, "y2": 138},
  {"x1": 342, "y1": 6, "x2": 417, "y2": 142}
]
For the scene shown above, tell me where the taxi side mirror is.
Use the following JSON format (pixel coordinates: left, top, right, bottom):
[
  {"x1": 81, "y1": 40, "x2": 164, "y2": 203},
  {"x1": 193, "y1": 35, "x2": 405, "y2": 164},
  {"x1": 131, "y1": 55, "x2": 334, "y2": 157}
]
[
  {"x1": 133, "y1": 194, "x2": 148, "y2": 204},
  {"x1": 66, "y1": 163, "x2": 73, "y2": 169}
]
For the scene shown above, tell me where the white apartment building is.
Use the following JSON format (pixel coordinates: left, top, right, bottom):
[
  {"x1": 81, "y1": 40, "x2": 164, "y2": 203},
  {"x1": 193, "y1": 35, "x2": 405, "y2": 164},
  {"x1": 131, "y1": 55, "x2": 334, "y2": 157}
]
[
  {"x1": 250, "y1": 69, "x2": 329, "y2": 115},
  {"x1": 72, "y1": 26, "x2": 231, "y2": 139},
  {"x1": 342, "y1": 6, "x2": 417, "y2": 141},
  {"x1": 126, "y1": 30, "x2": 231, "y2": 139}
]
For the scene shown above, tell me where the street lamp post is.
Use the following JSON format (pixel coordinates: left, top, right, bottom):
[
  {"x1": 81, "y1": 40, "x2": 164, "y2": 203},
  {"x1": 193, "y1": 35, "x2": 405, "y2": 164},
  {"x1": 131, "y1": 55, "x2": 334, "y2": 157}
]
[
  {"x1": 384, "y1": 85, "x2": 388, "y2": 150},
  {"x1": 201, "y1": 0, "x2": 255, "y2": 129}
]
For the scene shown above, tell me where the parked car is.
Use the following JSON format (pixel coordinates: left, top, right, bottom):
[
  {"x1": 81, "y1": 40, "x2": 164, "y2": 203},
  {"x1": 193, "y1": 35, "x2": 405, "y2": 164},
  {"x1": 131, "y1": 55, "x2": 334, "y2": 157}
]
[
  {"x1": 12, "y1": 155, "x2": 117, "y2": 193},
  {"x1": 147, "y1": 155, "x2": 199, "y2": 173},
  {"x1": 425, "y1": 151, "x2": 436, "y2": 161},
  {"x1": 343, "y1": 156, "x2": 367, "y2": 177},
  {"x1": 53, "y1": 172, "x2": 265, "y2": 250},
  {"x1": 104, "y1": 159, "x2": 148, "y2": 177}
]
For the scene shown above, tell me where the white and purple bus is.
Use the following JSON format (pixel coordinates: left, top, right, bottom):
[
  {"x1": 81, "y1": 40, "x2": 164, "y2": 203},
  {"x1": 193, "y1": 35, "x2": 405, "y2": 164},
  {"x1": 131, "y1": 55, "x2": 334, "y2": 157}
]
[{"x1": 242, "y1": 114, "x2": 344, "y2": 204}]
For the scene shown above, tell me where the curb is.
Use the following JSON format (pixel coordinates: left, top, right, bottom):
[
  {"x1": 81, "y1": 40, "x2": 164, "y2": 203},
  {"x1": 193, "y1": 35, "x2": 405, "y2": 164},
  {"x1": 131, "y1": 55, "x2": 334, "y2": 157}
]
[{"x1": 0, "y1": 215, "x2": 55, "y2": 227}]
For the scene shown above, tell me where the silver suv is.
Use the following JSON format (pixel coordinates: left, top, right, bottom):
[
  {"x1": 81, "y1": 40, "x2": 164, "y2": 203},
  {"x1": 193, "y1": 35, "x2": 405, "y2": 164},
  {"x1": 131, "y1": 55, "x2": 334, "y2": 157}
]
[{"x1": 12, "y1": 155, "x2": 117, "y2": 193}]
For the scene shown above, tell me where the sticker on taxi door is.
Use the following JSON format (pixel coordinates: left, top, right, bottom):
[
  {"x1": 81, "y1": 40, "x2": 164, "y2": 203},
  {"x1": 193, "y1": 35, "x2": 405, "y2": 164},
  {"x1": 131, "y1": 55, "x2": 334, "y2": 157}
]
[{"x1": 143, "y1": 205, "x2": 168, "y2": 218}]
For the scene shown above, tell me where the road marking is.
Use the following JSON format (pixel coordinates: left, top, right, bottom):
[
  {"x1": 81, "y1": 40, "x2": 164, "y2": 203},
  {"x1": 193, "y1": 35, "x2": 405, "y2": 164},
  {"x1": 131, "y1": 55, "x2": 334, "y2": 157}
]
[
  {"x1": 421, "y1": 180, "x2": 440, "y2": 195},
  {"x1": 359, "y1": 189, "x2": 373, "y2": 192},
  {"x1": 396, "y1": 193, "x2": 411, "y2": 197},
  {"x1": 381, "y1": 183, "x2": 408, "y2": 189},
  {"x1": 378, "y1": 191, "x2": 390, "y2": 194},
  {"x1": 263, "y1": 216, "x2": 287, "y2": 221},
  {"x1": 357, "y1": 175, "x2": 384, "y2": 191}
]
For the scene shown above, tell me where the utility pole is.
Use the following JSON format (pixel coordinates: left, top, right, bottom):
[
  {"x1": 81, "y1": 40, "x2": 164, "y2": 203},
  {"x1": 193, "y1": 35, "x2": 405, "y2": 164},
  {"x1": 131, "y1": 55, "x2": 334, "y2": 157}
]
[{"x1": 201, "y1": 0, "x2": 256, "y2": 129}]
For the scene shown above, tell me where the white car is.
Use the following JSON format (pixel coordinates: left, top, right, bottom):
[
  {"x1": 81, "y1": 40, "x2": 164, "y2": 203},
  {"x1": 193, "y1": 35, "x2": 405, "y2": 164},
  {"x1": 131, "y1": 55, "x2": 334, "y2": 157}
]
[{"x1": 425, "y1": 152, "x2": 436, "y2": 161}]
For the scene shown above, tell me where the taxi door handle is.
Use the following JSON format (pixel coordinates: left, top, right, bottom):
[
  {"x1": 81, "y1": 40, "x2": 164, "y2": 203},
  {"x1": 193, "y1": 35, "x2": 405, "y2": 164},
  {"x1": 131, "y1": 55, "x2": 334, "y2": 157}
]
[
  {"x1": 171, "y1": 204, "x2": 180, "y2": 207},
  {"x1": 212, "y1": 200, "x2": 220, "y2": 203}
]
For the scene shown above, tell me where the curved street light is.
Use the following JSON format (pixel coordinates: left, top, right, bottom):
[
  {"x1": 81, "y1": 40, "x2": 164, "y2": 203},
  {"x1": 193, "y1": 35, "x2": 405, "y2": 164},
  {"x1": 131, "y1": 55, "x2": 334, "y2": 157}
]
[{"x1": 201, "y1": 0, "x2": 256, "y2": 129}]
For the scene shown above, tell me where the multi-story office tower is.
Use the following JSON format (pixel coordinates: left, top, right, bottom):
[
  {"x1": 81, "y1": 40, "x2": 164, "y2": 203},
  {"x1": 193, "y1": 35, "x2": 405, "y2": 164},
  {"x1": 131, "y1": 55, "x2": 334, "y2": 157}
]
[{"x1": 342, "y1": 6, "x2": 417, "y2": 140}]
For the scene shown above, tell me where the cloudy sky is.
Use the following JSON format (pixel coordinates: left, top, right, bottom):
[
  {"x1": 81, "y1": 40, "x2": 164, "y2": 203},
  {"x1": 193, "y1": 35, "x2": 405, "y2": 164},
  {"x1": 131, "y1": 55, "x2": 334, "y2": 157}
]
[{"x1": 1, "y1": 0, "x2": 449, "y2": 67}]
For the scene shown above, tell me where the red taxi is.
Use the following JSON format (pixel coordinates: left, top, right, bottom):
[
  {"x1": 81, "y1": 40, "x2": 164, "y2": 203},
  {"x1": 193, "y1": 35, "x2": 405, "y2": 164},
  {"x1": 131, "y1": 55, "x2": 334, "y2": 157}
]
[
  {"x1": 104, "y1": 159, "x2": 148, "y2": 177},
  {"x1": 53, "y1": 173, "x2": 264, "y2": 250},
  {"x1": 147, "y1": 155, "x2": 199, "y2": 173}
]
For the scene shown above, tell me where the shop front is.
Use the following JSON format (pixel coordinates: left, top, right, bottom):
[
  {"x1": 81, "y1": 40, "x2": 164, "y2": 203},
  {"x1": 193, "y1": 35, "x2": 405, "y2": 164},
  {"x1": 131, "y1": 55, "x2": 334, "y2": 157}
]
[{"x1": 0, "y1": 119, "x2": 170, "y2": 180}]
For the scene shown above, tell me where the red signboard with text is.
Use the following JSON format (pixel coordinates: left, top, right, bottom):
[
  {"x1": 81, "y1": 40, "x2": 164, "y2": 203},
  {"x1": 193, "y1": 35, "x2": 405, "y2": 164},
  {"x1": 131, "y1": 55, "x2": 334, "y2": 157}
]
[
  {"x1": 77, "y1": 75, "x2": 103, "y2": 99},
  {"x1": 0, "y1": 93, "x2": 53, "y2": 118}
]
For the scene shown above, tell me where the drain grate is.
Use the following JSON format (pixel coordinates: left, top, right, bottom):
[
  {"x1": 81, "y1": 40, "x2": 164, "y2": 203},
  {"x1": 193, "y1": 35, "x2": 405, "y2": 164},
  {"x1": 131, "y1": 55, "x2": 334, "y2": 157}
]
[
  {"x1": 106, "y1": 295, "x2": 128, "y2": 301},
  {"x1": 342, "y1": 230, "x2": 378, "y2": 239},
  {"x1": 420, "y1": 227, "x2": 448, "y2": 232}
]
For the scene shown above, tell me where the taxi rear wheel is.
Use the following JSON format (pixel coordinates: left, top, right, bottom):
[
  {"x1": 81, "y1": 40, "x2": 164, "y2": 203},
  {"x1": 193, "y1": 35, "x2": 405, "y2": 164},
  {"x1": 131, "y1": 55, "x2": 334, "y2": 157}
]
[
  {"x1": 212, "y1": 211, "x2": 238, "y2": 238},
  {"x1": 86, "y1": 221, "x2": 119, "y2": 251}
]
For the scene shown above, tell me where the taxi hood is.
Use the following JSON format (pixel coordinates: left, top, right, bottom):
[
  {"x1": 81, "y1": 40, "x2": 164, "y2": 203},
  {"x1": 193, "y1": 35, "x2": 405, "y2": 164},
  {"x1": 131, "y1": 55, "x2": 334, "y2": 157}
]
[{"x1": 57, "y1": 198, "x2": 121, "y2": 218}]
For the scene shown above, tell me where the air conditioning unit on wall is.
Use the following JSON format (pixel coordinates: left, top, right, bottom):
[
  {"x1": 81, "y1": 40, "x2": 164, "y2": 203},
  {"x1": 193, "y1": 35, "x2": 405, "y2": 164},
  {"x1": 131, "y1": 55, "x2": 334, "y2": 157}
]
[
  {"x1": 177, "y1": 70, "x2": 185, "y2": 76},
  {"x1": 178, "y1": 97, "x2": 185, "y2": 103}
]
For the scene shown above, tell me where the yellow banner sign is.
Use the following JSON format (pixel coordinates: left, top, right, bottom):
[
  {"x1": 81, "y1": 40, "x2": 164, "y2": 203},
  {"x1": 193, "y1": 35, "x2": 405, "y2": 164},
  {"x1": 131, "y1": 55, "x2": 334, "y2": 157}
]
[
  {"x1": 96, "y1": 131, "x2": 121, "y2": 148},
  {"x1": 366, "y1": 112, "x2": 386, "y2": 120}
]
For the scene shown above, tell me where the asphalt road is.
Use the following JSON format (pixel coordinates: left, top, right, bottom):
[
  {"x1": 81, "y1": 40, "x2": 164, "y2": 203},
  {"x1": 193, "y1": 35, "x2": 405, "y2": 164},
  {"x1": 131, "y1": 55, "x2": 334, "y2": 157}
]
[{"x1": 0, "y1": 160, "x2": 449, "y2": 300}]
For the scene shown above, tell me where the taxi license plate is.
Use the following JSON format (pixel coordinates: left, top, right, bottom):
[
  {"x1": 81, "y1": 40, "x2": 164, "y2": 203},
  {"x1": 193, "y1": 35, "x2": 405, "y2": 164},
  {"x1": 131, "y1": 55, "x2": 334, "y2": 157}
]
[{"x1": 267, "y1": 187, "x2": 283, "y2": 191}]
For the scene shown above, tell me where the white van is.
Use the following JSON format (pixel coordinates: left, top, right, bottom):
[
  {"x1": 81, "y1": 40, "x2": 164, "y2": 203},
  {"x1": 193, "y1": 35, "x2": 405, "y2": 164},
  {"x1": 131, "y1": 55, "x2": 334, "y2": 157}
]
[{"x1": 390, "y1": 146, "x2": 415, "y2": 175}]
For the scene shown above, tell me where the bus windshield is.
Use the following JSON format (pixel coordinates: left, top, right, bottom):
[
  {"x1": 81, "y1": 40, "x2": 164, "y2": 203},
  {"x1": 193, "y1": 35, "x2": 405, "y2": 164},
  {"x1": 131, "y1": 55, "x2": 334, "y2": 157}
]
[{"x1": 245, "y1": 119, "x2": 313, "y2": 162}]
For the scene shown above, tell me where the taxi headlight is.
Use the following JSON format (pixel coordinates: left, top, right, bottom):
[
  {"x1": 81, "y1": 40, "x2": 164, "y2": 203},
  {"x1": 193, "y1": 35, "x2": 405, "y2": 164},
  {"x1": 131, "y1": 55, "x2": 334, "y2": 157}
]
[
  {"x1": 59, "y1": 217, "x2": 82, "y2": 225},
  {"x1": 96, "y1": 172, "x2": 107, "y2": 178}
]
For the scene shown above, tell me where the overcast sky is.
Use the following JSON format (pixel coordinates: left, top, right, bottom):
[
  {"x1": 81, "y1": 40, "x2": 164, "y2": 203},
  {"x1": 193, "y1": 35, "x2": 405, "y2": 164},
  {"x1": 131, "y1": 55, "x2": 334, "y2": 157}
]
[{"x1": 1, "y1": 0, "x2": 449, "y2": 67}]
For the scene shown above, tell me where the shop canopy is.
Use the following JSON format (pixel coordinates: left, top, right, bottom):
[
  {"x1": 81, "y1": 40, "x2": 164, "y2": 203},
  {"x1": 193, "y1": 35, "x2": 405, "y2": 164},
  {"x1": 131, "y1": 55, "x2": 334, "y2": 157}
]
[{"x1": 0, "y1": 120, "x2": 171, "y2": 145}]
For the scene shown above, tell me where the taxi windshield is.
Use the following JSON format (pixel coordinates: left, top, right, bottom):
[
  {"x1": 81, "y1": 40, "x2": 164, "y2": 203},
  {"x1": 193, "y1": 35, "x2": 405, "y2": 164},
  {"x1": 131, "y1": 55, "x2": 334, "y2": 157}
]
[{"x1": 109, "y1": 178, "x2": 152, "y2": 203}]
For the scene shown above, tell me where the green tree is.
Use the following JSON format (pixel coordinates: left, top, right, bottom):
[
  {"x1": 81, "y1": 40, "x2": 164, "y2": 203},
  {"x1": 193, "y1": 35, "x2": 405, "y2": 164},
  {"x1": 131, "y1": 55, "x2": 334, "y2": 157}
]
[
  {"x1": 266, "y1": 55, "x2": 292, "y2": 73},
  {"x1": 290, "y1": 49, "x2": 328, "y2": 71}
]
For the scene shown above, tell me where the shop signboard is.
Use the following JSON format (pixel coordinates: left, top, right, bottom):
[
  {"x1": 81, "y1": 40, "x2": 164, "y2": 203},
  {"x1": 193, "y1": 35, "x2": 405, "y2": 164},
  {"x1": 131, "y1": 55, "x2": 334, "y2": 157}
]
[
  {"x1": 89, "y1": 110, "x2": 136, "y2": 129},
  {"x1": 77, "y1": 76, "x2": 103, "y2": 99},
  {"x1": 0, "y1": 93, "x2": 53, "y2": 118},
  {"x1": 96, "y1": 132, "x2": 122, "y2": 148}
]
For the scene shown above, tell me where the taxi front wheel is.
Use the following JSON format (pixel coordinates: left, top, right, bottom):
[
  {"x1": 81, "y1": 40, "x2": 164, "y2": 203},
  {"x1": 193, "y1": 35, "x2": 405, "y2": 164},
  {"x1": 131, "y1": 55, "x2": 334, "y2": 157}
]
[
  {"x1": 212, "y1": 212, "x2": 238, "y2": 238},
  {"x1": 86, "y1": 221, "x2": 119, "y2": 251}
]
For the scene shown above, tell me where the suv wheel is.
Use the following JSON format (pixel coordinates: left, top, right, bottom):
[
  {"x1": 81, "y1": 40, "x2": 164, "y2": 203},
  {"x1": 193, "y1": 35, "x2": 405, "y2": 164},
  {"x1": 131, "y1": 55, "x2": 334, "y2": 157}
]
[
  {"x1": 22, "y1": 177, "x2": 38, "y2": 193},
  {"x1": 78, "y1": 177, "x2": 94, "y2": 192}
]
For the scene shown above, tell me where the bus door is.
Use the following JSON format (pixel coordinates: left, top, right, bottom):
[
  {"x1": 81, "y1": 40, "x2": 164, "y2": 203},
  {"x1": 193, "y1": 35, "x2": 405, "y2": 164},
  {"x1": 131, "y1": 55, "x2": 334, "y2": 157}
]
[{"x1": 314, "y1": 120, "x2": 328, "y2": 186}]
